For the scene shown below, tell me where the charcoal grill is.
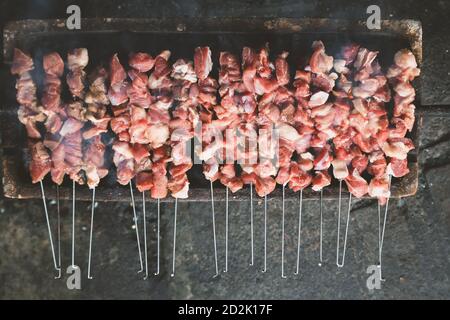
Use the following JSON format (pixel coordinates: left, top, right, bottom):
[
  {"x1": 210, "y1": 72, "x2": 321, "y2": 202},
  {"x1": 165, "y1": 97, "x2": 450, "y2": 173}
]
[{"x1": 1, "y1": 17, "x2": 422, "y2": 202}]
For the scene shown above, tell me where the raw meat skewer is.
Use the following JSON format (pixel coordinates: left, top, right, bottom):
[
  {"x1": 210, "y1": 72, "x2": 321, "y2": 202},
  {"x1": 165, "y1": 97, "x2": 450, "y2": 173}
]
[
  {"x1": 109, "y1": 53, "x2": 144, "y2": 273},
  {"x1": 43, "y1": 50, "x2": 67, "y2": 278},
  {"x1": 40, "y1": 51, "x2": 66, "y2": 279},
  {"x1": 83, "y1": 64, "x2": 111, "y2": 279},
  {"x1": 146, "y1": 50, "x2": 172, "y2": 276},
  {"x1": 66, "y1": 48, "x2": 89, "y2": 271},
  {"x1": 307, "y1": 41, "x2": 335, "y2": 267},
  {"x1": 195, "y1": 46, "x2": 220, "y2": 277},
  {"x1": 128, "y1": 51, "x2": 157, "y2": 279},
  {"x1": 168, "y1": 53, "x2": 198, "y2": 277},
  {"x1": 375, "y1": 48, "x2": 420, "y2": 280},
  {"x1": 11, "y1": 49, "x2": 61, "y2": 277}
]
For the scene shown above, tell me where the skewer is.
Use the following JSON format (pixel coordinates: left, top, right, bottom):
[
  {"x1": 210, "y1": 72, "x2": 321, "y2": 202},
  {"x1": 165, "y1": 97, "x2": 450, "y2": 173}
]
[
  {"x1": 262, "y1": 194, "x2": 267, "y2": 273},
  {"x1": 87, "y1": 187, "x2": 95, "y2": 279},
  {"x1": 281, "y1": 183, "x2": 287, "y2": 278},
  {"x1": 336, "y1": 179, "x2": 342, "y2": 266},
  {"x1": 250, "y1": 183, "x2": 254, "y2": 266},
  {"x1": 154, "y1": 198, "x2": 160, "y2": 276},
  {"x1": 171, "y1": 198, "x2": 178, "y2": 277},
  {"x1": 142, "y1": 192, "x2": 148, "y2": 280},
  {"x1": 377, "y1": 200, "x2": 381, "y2": 271},
  {"x1": 378, "y1": 174, "x2": 392, "y2": 282},
  {"x1": 71, "y1": 180, "x2": 77, "y2": 269},
  {"x1": 224, "y1": 186, "x2": 229, "y2": 273},
  {"x1": 294, "y1": 189, "x2": 303, "y2": 275},
  {"x1": 39, "y1": 181, "x2": 61, "y2": 277},
  {"x1": 55, "y1": 185, "x2": 62, "y2": 279},
  {"x1": 129, "y1": 182, "x2": 144, "y2": 273},
  {"x1": 337, "y1": 192, "x2": 352, "y2": 267},
  {"x1": 210, "y1": 181, "x2": 219, "y2": 278},
  {"x1": 318, "y1": 188, "x2": 323, "y2": 267}
]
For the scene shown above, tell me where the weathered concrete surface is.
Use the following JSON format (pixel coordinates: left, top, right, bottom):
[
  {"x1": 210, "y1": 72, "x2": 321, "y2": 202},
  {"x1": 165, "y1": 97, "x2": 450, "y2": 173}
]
[{"x1": 0, "y1": 163, "x2": 449, "y2": 299}]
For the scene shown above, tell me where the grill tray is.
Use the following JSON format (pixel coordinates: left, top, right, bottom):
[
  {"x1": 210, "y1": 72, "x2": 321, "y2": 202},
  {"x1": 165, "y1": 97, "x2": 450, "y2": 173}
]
[{"x1": 1, "y1": 18, "x2": 422, "y2": 202}]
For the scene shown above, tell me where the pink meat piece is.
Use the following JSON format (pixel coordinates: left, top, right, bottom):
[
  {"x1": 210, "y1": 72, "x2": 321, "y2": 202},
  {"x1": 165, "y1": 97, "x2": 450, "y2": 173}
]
[
  {"x1": 311, "y1": 171, "x2": 331, "y2": 191},
  {"x1": 194, "y1": 47, "x2": 213, "y2": 81},
  {"x1": 275, "y1": 51, "x2": 290, "y2": 86},
  {"x1": 43, "y1": 52, "x2": 64, "y2": 77},
  {"x1": 129, "y1": 52, "x2": 155, "y2": 72},
  {"x1": 387, "y1": 157, "x2": 410, "y2": 178},
  {"x1": 11, "y1": 48, "x2": 34, "y2": 75},
  {"x1": 67, "y1": 48, "x2": 88, "y2": 70},
  {"x1": 344, "y1": 169, "x2": 368, "y2": 198},
  {"x1": 309, "y1": 41, "x2": 333, "y2": 74},
  {"x1": 29, "y1": 141, "x2": 51, "y2": 183},
  {"x1": 59, "y1": 118, "x2": 85, "y2": 136},
  {"x1": 109, "y1": 53, "x2": 127, "y2": 89}
]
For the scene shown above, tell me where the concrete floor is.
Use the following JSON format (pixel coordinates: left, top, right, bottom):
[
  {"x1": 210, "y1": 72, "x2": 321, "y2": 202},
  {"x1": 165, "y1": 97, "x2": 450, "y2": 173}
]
[{"x1": 0, "y1": 0, "x2": 449, "y2": 300}]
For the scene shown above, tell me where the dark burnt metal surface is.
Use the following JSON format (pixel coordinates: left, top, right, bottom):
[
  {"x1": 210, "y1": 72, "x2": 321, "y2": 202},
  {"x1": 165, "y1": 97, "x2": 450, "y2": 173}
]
[{"x1": 1, "y1": 17, "x2": 422, "y2": 201}]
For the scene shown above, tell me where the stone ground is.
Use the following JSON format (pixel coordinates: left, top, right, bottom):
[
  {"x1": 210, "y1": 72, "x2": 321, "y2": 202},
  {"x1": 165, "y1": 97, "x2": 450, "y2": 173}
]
[{"x1": 0, "y1": 0, "x2": 449, "y2": 300}]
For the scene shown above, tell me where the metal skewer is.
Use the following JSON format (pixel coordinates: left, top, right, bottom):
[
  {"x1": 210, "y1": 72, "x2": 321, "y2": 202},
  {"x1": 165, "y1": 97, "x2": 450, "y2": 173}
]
[
  {"x1": 87, "y1": 187, "x2": 96, "y2": 279},
  {"x1": 281, "y1": 183, "x2": 287, "y2": 278},
  {"x1": 319, "y1": 188, "x2": 323, "y2": 267},
  {"x1": 377, "y1": 201, "x2": 381, "y2": 273},
  {"x1": 142, "y1": 192, "x2": 148, "y2": 280},
  {"x1": 55, "y1": 185, "x2": 62, "y2": 279},
  {"x1": 224, "y1": 186, "x2": 229, "y2": 273},
  {"x1": 337, "y1": 192, "x2": 352, "y2": 267},
  {"x1": 250, "y1": 183, "x2": 254, "y2": 266},
  {"x1": 294, "y1": 189, "x2": 303, "y2": 275},
  {"x1": 39, "y1": 181, "x2": 61, "y2": 278},
  {"x1": 378, "y1": 174, "x2": 392, "y2": 282},
  {"x1": 262, "y1": 194, "x2": 267, "y2": 273},
  {"x1": 171, "y1": 197, "x2": 178, "y2": 277},
  {"x1": 154, "y1": 198, "x2": 160, "y2": 276},
  {"x1": 210, "y1": 181, "x2": 219, "y2": 278},
  {"x1": 336, "y1": 179, "x2": 342, "y2": 266},
  {"x1": 129, "y1": 182, "x2": 144, "y2": 273},
  {"x1": 71, "y1": 180, "x2": 76, "y2": 269}
]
